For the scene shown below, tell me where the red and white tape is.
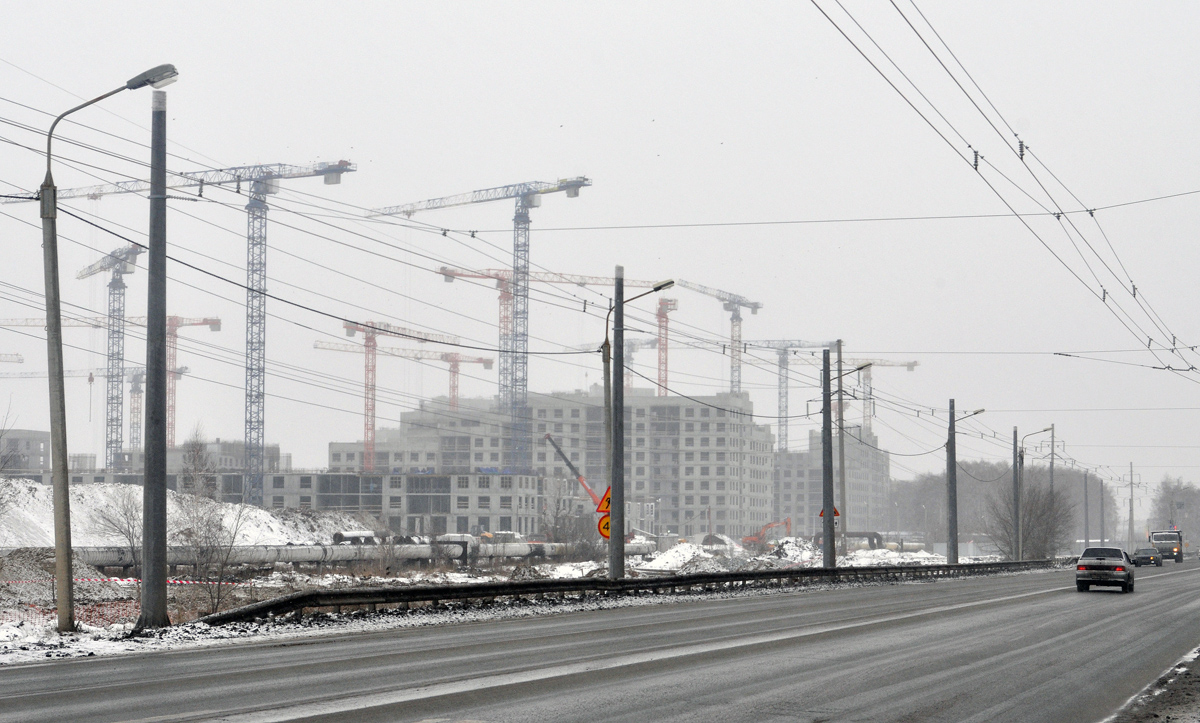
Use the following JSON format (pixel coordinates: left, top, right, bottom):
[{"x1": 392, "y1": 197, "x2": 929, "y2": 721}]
[{"x1": 2, "y1": 578, "x2": 243, "y2": 586}]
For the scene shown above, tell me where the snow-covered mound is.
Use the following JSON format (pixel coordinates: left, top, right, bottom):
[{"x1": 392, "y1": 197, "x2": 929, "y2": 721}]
[
  {"x1": 0, "y1": 548, "x2": 128, "y2": 605},
  {"x1": 637, "y1": 542, "x2": 711, "y2": 573},
  {"x1": 839, "y1": 548, "x2": 947, "y2": 567},
  {"x1": 0, "y1": 478, "x2": 364, "y2": 548}
]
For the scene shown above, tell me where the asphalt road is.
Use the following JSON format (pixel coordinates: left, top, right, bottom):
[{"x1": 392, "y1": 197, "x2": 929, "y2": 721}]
[{"x1": 3, "y1": 561, "x2": 1200, "y2": 723}]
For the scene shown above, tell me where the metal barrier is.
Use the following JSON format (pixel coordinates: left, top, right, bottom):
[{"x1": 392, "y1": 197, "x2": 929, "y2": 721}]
[{"x1": 198, "y1": 558, "x2": 1057, "y2": 626}]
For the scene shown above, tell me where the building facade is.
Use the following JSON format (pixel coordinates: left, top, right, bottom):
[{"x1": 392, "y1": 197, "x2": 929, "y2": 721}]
[
  {"x1": 329, "y1": 387, "x2": 776, "y2": 539},
  {"x1": 774, "y1": 426, "x2": 891, "y2": 537}
]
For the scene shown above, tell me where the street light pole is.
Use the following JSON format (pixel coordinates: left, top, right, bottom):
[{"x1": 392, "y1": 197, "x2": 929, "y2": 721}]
[
  {"x1": 604, "y1": 274, "x2": 673, "y2": 580},
  {"x1": 945, "y1": 402, "x2": 984, "y2": 565},
  {"x1": 1012, "y1": 427, "x2": 1019, "y2": 561},
  {"x1": 836, "y1": 339, "x2": 846, "y2": 557},
  {"x1": 40, "y1": 64, "x2": 177, "y2": 634}
]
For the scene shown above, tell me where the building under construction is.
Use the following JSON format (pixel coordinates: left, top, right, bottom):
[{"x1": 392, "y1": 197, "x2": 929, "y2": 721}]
[
  {"x1": 774, "y1": 427, "x2": 892, "y2": 537},
  {"x1": 329, "y1": 387, "x2": 776, "y2": 539}
]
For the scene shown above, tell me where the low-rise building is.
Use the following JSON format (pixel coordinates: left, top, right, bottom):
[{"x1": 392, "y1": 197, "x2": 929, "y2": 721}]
[{"x1": 774, "y1": 426, "x2": 891, "y2": 537}]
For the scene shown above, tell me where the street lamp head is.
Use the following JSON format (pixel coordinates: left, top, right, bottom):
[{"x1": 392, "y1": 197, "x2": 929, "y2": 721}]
[
  {"x1": 652, "y1": 280, "x2": 675, "y2": 292},
  {"x1": 126, "y1": 64, "x2": 179, "y2": 90},
  {"x1": 972, "y1": 409, "x2": 985, "y2": 415},
  {"x1": 855, "y1": 362, "x2": 872, "y2": 372}
]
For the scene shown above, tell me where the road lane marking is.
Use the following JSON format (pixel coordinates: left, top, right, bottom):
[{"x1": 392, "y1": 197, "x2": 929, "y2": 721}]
[{"x1": 205, "y1": 583, "x2": 1087, "y2": 722}]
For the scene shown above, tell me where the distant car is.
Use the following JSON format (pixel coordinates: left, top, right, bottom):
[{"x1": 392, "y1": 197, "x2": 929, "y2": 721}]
[
  {"x1": 1076, "y1": 547, "x2": 1135, "y2": 593},
  {"x1": 1133, "y1": 548, "x2": 1163, "y2": 567}
]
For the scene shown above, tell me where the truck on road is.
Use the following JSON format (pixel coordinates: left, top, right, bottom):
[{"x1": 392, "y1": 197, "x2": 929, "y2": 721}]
[{"x1": 1149, "y1": 529, "x2": 1185, "y2": 563}]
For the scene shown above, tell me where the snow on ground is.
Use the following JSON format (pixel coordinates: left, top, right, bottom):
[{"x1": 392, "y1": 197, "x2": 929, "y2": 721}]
[
  {"x1": 636, "y1": 542, "x2": 711, "y2": 572},
  {"x1": 839, "y1": 548, "x2": 948, "y2": 567},
  {"x1": 0, "y1": 478, "x2": 364, "y2": 548}
]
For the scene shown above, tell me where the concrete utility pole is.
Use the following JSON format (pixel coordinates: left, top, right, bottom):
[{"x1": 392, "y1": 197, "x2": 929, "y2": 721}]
[
  {"x1": 1129, "y1": 462, "x2": 1135, "y2": 552},
  {"x1": 1012, "y1": 427, "x2": 1020, "y2": 561},
  {"x1": 1100, "y1": 481, "x2": 1106, "y2": 545},
  {"x1": 836, "y1": 339, "x2": 846, "y2": 557},
  {"x1": 137, "y1": 89, "x2": 171, "y2": 630},
  {"x1": 947, "y1": 400, "x2": 958, "y2": 565},
  {"x1": 822, "y1": 349, "x2": 835, "y2": 569},
  {"x1": 608, "y1": 266, "x2": 625, "y2": 579},
  {"x1": 1049, "y1": 424, "x2": 1055, "y2": 494},
  {"x1": 1083, "y1": 470, "x2": 1090, "y2": 550}
]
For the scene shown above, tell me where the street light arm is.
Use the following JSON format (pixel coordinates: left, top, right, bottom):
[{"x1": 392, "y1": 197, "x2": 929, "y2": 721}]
[{"x1": 45, "y1": 86, "x2": 127, "y2": 182}]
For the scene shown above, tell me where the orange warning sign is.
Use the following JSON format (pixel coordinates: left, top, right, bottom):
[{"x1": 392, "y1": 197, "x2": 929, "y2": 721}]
[
  {"x1": 598, "y1": 513, "x2": 611, "y2": 539},
  {"x1": 596, "y1": 487, "x2": 612, "y2": 514},
  {"x1": 818, "y1": 507, "x2": 840, "y2": 517}
]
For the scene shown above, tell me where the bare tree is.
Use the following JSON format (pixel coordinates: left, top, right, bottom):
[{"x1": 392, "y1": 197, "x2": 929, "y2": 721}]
[
  {"x1": 0, "y1": 403, "x2": 21, "y2": 519},
  {"x1": 170, "y1": 427, "x2": 247, "y2": 615},
  {"x1": 179, "y1": 426, "x2": 217, "y2": 499},
  {"x1": 91, "y1": 484, "x2": 142, "y2": 566},
  {"x1": 985, "y1": 483, "x2": 1075, "y2": 560},
  {"x1": 538, "y1": 476, "x2": 602, "y2": 559}
]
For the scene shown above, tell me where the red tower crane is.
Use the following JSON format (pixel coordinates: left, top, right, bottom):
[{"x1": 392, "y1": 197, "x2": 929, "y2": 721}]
[
  {"x1": 439, "y1": 267, "x2": 679, "y2": 398},
  {"x1": 315, "y1": 339, "x2": 492, "y2": 414},
  {"x1": 338, "y1": 321, "x2": 460, "y2": 472}
]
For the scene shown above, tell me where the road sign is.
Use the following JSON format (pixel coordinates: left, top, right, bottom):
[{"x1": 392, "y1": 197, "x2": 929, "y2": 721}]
[
  {"x1": 597, "y1": 486, "x2": 611, "y2": 513},
  {"x1": 598, "y1": 513, "x2": 611, "y2": 539},
  {"x1": 818, "y1": 507, "x2": 840, "y2": 518}
]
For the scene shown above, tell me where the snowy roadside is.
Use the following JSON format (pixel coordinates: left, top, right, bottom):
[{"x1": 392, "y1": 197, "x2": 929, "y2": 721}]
[
  {"x1": 1107, "y1": 646, "x2": 1200, "y2": 723},
  {"x1": 0, "y1": 562, "x2": 1051, "y2": 668}
]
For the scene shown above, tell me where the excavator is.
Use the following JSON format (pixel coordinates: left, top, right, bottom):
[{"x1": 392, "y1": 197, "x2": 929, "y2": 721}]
[
  {"x1": 544, "y1": 433, "x2": 602, "y2": 508},
  {"x1": 742, "y1": 518, "x2": 791, "y2": 552}
]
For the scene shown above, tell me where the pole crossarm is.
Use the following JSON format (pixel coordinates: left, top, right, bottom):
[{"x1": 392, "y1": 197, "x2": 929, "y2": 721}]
[{"x1": 370, "y1": 177, "x2": 591, "y2": 218}]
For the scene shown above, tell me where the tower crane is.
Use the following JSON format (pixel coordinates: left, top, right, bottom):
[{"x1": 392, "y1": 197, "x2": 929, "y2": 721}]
[
  {"x1": 0, "y1": 315, "x2": 218, "y2": 455},
  {"x1": 0, "y1": 365, "x2": 185, "y2": 465},
  {"x1": 744, "y1": 340, "x2": 837, "y2": 452},
  {"x1": 656, "y1": 298, "x2": 677, "y2": 396},
  {"x1": 77, "y1": 245, "x2": 143, "y2": 469},
  {"x1": 438, "y1": 266, "x2": 678, "y2": 399},
  {"x1": 4, "y1": 160, "x2": 356, "y2": 504},
  {"x1": 840, "y1": 358, "x2": 918, "y2": 431},
  {"x1": 572, "y1": 338, "x2": 657, "y2": 392},
  {"x1": 0, "y1": 354, "x2": 22, "y2": 363},
  {"x1": 673, "y1": 280, "x2": 762, "y2": 395},
  {"x1": 372, "y1": 177, "x2": 591, "y2": 472},
  {"x1": 338, "y1": 321, "x2": 460, "y2": 472},
  {"x1": 314, "y1": 340, "x2": 492, "y2": 460}
]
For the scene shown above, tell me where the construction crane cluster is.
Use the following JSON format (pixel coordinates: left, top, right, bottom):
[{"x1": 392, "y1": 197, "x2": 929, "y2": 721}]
[{"x1": 1, "y1": 162, "x2": 921, "y2": 497}]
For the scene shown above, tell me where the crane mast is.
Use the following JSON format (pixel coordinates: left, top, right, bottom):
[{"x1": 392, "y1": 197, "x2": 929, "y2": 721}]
[
  {"x1": 746, "y1": 340, "x2": 836, "y2": 451},
  {"x1": 78, "y1": 245, "x2": 143, "y2": 470},
  {"x1": 656, "y1": 298, "x2": 677, "y2": 396},
  {"x1": 371, "y1": 178, "x2": 589, "y2": 473},
  {"x1": 339, "y1": 322, "x2": 460, "y2": 471},
  {"x1": 674, "y1": 280, "x2": 762, "y2": 394},
  {"x1": 10, "y1": 161, "x2": 355, "y2": 503}
]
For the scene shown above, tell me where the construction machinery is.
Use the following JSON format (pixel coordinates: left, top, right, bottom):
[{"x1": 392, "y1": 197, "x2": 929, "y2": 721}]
[
  {"x1": 335, "y1": 321, "x2": 460, "y2": 472},
  {"x1": 77, "y1": 245, "x2": 143, "y2": 469},
  {"x1": 572, "y1": 338, "x2": 657, "y2": 391},
  {"x1": 5, "y1": 160, "x2": 356, "y2": 502},
  {"x1": 0, "y1": 315, "x2": 216, "y2": 461},
  {"x1": 674, "y1": 280, "x2": 762, "y2": 394},
  {"x1": 745, "y1": 340, "x2": 837, "y2": 451},
  {"x1": 319, "y1": 338, "x2": 492, "y2": 415},
  {"x1": 742, "y1": 518, "x2": 792, "y2": 551},
  {"x1": 440, "y1": 266, "x2": 678, "y2": 397},
  {"x1": 0, "y1": 365, "x2": 184, "y2": 464},
  {"x1": 544, "y1": 432, "x2": 603, "y2": 509},
  {"x1": 839, "y1": 358, "x2": 919, "y2": 431},
  {"x1": 371, "y1": 178, "x2": 591, "y2": 473}
]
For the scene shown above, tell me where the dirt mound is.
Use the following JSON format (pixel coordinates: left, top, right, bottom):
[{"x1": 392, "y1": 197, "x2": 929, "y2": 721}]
[{"x1": 0, "y1": 548, "x2": 129, "y2": 606}]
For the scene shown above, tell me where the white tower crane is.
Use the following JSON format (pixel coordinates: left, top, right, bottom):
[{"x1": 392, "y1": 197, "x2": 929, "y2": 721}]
[
  {"x1": 77, "y1": 245, "x2": 143, "y2": 469},
  {"x1": 371, "y1": 178, "x2": 590, "y2": 472},
  {"x1": 673, "y1": 280, "x2": 762, "y2": 394},
  {"x1": 745, "y1": 340, "x2": 838, "y2": 452}
]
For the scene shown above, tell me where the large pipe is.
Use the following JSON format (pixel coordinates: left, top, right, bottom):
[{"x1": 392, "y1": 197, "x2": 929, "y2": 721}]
[{"x1": 0, "y1": 541, "x2": 657, "y2": 568}]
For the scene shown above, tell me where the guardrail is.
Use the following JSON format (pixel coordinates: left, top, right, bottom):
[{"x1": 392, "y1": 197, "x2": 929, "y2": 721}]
[{"x1": 198, "y1": 558, "x2": 1057, "y2": 626}]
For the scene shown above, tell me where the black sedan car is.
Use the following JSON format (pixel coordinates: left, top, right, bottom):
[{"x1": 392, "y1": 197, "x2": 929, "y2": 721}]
[
  {"x1": 1077, "y1": 547, "x2": 1135, "y2": 592},
  {"x1": 1133, "y1": 548, "x2": 1163, "y2": 567}
]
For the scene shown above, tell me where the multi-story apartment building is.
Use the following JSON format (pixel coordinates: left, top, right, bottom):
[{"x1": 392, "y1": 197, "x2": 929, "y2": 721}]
[
  {"x1": 331, "y1": 386, "x2": 776, "y2": 539},
  {"x1": 774, "y1": 426, "x2": 891, "y2": 537}
]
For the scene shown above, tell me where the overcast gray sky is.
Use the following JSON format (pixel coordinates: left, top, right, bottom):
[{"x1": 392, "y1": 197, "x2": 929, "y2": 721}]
[{"x1": 2, "y1": 2, "x2": 1199, "y2": 518}]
